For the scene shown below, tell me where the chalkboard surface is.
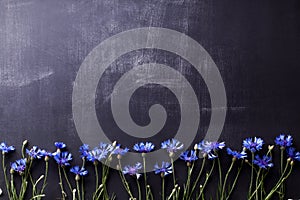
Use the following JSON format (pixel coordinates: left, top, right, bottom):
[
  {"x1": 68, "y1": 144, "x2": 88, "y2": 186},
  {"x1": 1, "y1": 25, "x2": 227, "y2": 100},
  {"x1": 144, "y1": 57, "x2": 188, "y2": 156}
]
[{"x1": 0, "y1": 0, "x2": 300, "y2": 199}]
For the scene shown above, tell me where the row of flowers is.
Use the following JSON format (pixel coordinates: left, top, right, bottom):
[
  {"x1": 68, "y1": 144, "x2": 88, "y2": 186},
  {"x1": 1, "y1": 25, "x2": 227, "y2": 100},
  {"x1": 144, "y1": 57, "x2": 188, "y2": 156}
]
[{"x1": 0, "y1": 134, "x2": 299, "y2": 200}]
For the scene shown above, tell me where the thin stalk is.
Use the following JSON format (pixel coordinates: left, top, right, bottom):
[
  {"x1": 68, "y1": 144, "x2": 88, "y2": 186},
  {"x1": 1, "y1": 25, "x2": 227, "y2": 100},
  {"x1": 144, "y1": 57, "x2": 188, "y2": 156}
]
[
  {"x1": 143, "y1": 156, "x2": 149, "y2": 200},
  {"x1": 248, "y1": 152, "x2": 254, "y2": 198},
  {"x1": 63, "y1": 167, "x2": 73, "y2": 193},
  {"x1": 183, "y1": 163, "x2": 194, "y2": 199},
  {"x1": 197, "y1": 159, "x2": 215, "y2": 200},
  {"x1": 217, "y1": 155, "x2": 223, "y2": 197},
  {"x1": 255, "y1": 168, "x2": 262, "y2": 200},
  {"x1": 279, "y1": 148, "x2": 284, "y2": 200},
  {"x1": 225, "y1": 161, "x2": 244, "y2": 200},
  {"x1": 136, "y1": 178, "x2": 141, "y2": 200},
  {"x1": 221, "y1": 159, "x2": 235, "y2": 199},
  {"x1": 162, "y1": 177, "x2": 165, "y2": 200},
  {"x1": 76, "y1": 180, "x2": 81, "y2": 200},
  {"x1": 265, "y1": 164, "x2": 293, "y2": 200},
  {"x1": 81, "y1": 178, "x2": 85, "y2": 200},
  {"x1": 2, "y1": 154, "x2": 12, "y2": 200},
  {"x1": 94, "y1": 163, "x2": 99, "y2": 191},
  {"x1": 58, "y1": 165, "x2": 66, "y2": 200},
  {"x1": 118, "y1": 160, "x2": 134, "y2": 199},
  {"x1": 189, "y1": 158, "x2": 206, "y2": 199},
  {"x1": 170, "y1": 157, "x2": 176, "y2": 200},
  {"x1": 40, "y1": 161, "x2": 48, "y2": 195}
]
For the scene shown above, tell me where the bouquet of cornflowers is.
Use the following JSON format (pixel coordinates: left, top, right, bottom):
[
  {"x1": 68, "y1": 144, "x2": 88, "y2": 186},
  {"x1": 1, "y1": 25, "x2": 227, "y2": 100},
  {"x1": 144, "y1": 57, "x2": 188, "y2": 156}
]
[{"x1": 0, "y1": 133, "x2": 299, "y2": 200}]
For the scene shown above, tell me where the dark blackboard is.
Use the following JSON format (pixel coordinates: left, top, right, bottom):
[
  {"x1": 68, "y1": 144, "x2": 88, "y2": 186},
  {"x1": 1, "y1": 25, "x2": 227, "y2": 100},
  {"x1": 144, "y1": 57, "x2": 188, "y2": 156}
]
[{"x1": 0, "y1": 0, "x2": 300, "y2": 199}]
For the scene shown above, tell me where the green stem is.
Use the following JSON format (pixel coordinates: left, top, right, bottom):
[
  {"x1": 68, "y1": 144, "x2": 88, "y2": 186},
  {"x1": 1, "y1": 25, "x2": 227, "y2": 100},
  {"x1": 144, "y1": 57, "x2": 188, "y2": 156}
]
[
  {"x1": 40, "y1": 161, "x2": 48, "y2": 195},
  {"x1": 197, "y1": 159, "x2": 215, "y2": 200},
  {"x1": 170, "y1": 157, "x2": 176, "y2": 200},
  {"x1": 225, "y1": 161, "x2": 243, "y2": 200},
  {"x1": 94, "y1": 163, "x2": 99, "y2": 191},
  {"x1": 255, "y1": 168, "x2": 262, "y2": 200},
  {"x1": 248, "y1": 153, "x2": 254, "y2": 198},
  {"x1": 76, "y1": 180, "x2": 81, "y2": 200},
  {"x1": 136, "y1": 178, "x2": 141, "y2": 200},
  {"x1": 81, "y1": 177, "x2": 85, "y2": 200},
  {"x1": 162, "y1": 177, "x2": 165, "y2": 200},
  {"x1": 58, "y1": 165, "x2": 66, "y2": 200},
  {"x1": 183, "y1": 163, "x2": 194, "y2": 199},
  {"x1": 217, "y1": 155, "x2": 223, "y2": 197},
  {"x1": 221, "y1": 159, "x2": 235, "y2": 199},
  {"x1": 2, "y1": 154, "x2": 12, "y2": 200},
  {"x1": 279, "y1": 148, "x2": 284, "y2": 200},
  {"x1": 118, "y1": 160, "x2": 134, "y2": 199},
  {"x1": 265, "y1": 164, "x2": 293, "y2": 200},
  {"x1": 189, "y1": 157, "x2": 206, "y2": 199},
  {"x1": 63, "y1": 167, "x2": 73, "y2": 193},
  {"x1": 143, "y1": 156, "x2": 149, "y2": 200}
]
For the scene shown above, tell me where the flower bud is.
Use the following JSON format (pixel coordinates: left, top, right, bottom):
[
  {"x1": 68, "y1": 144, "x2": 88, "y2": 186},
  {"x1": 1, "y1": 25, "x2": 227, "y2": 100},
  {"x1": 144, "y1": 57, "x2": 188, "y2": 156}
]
[
  {"x1": 44, "y1": 156, "x2": 49, "y2": 162},
  {"x1": 22, "y1": 140, "x2": 28, "y2": 146},
  {"x1": 187, "y1": 162, "x2": 191, "y2": 167},
  {"x1": 117, "y1": 154, "x2": 122, "y2": 160},
  {"x1": 232, "y1": 157, "x2": 237, "y2": 162},
  {"x1": 10, "y1": 168, "x2": 14, "y2": 174},
  {"x1": 160, "y1": 172, "x2": 165, "y2": 178},
  {"x1": 75, "y1": 174, "x2": 80, "y2": 181},
  {"x1": 169, "y1": 152, "x2": 175, "y2": 158},
  {"x1": 268, "y1": 145, "x2": 274, "y2": 150},
  {"x1": 112, "y1": 141, "x2": 117, "y2": 147},
  {"x1": 194, "y1": 144, "x2": 198, "y2": 151},
  {"x1": 290, "y1": 160, "x2": 294, "y2": 166}
]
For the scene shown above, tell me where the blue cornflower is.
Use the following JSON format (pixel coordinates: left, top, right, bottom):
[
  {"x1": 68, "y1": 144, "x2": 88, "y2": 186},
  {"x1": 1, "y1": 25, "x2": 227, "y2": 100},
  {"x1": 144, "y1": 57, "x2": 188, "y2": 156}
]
[
  {"x1": 53, "y1": 152, "x2": 72, "y2": 166},
  {"x1": 133, "y1": 142, "x2": 155, "y2": 153},
  {"x1": 26, "y1": 146, "x2": 43, "y2": 159},
  {"x1": 196, "y1": 141, "x2": 225, "y2": 159},
  {"x1": 79, "y1": 144, "x2": 90, "y2": 158},
  {"x1": 180, "y1": 150, "x2": 198, "y2": 163},
  {"x1": 0, "y1": 142, "x2": 15, "y2": 154},
  {"x1": 286, "y1": 147, "x2": 300, "y2": 161},
  {"x1": 161, "y1": 139, "x2": 184, "y2": 153},
  {"x1": 275, "y1": 134, "x2": 293, "y2": 148},
  {"x1": 113, "y1": 144, "x2": 129, "y2": 156},
  {"x1": 54, "y1": 142, "x2": 66, "y2": 150},
  {"x1": 253, "y1": 155, "x2": 273, "y2": 169},
  {"x1": 123, "y1": 162, "x2": 142, "y2": 179},
  {"x1": 39, "y1": 150, "x2": 52, "y2": 161},
  {"x1": 243, "y1": 137, "x2": 264, "y2": 152},
  {"x1": 11, "y1": 158, "x2": 27, "y2": 174},
  {"x1": 226, "y1": 148, "x2": 247, "y2": 160},
  {"x1": 70, "y1": 166, "x2": 88, "y2": 176},
  {"x1": 87, "y1": 147, "x2": 107, "y2": 162},
  {"x1": 99, "y1": 142, "x2": 114, "y2": 152},
  {"x1": 154, "y1": 161, "x2": 172, "y2": 177}
]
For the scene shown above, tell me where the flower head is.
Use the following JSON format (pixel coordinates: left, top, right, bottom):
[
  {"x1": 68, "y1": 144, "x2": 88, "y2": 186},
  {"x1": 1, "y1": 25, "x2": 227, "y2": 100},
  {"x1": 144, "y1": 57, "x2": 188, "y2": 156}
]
[
  {"x1": 0, "y1": 142, "x2": 15, "y2": 154},
  {"x1": 286, "y1": 147, "x2": 300, "y2": 161},
  {"x1": 54, "y1": 142, "x2": 66, "y2": 150},
  {"x1": 113, "y1": 144, "x2": 129, "y2": 156},
  {"x1": 70, "y1": 166, "x2": 88, "y2": 176},
  {"x1": 196, "y1": 141, "x2": 225, "y2": 159},
  {"x1": 243, "y1": 137, "x2": 264, "y2": 152},
  {"x1": 39, "y1": 150, "x2": 52, "y2": 157},
  {"x1": 53, "y1": 152, "x2": 72, "y2": 166},
  {"x1": 154, "y1": 161, "x2": 172, "y2": 177},
  {"x1": 275, "y1": 134, "x2": 293, "y2": 148},
  {"x1": 253, "y1": 155, "x2": 273, "y2": 169},
  {"x1": 133, "y1": 142, "x2": 154, "y2": 153},
  {"x1": 26, "y1": 146, "x2": 43, "y2": 159},
  {"x1": 123, "y1": 163, "x2": 142, "y2": 179},
  {"x1": 180, "y1": 150, "x2": 198, "y2": 163},
  {"x1": 11, "y1": 158, "x2": 27, "y2": 174},
  {"x1": 79, "y1": 144, "x2": 90, "y2": 158},
  {"x1": 161, "y1": 139, "x2": 184, "y2": 153},
  {"x1": 226, "y1": 148, "x2": 247, "y2": 160}
]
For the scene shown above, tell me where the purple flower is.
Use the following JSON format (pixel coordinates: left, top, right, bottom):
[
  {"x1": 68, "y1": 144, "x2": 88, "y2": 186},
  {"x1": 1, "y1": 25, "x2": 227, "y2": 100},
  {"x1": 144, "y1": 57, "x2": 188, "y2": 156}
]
[
  {"x1": 275, "y1": 134, "x2": 293, "y2": 148},
  {"x1": 226, "y1": 148, "x2": 247, "y2": 160},
  {"x1": 196, "y1": 141, "x2": 225, "y2": 159},
  {"x1": 39, "y1": 150, "x2": 52, "y2": 157},
  {"x1": 154, "y1": 162, "x2": 172, "y2": 177},
  {"x1": 54, "y1": 142, "x2": 66, "y2": 150},
  {"x1": 133, "y1": 142, "x2": 154, "y2": 153},
  {"x1": 26, "y1": 146, "x2": 43, "y2": 159},
  {"x1": 70, "y1": 166, "x2": 88, "y2": 176},
  {"x1": 79, "y1": 144, "x2": 90, "y2": 158},
  {"x1": 286, "y1": 147, "x2": 300, "y2": 161},
  {"x1": 0, "y1": 142, "x2": 15, "y2": 154},
  {"x1": 87, "y1": 147, "x2": 107, "y2": 162},
  {"x1": 243, "y1": 137, "x2": 264, "y2": 152},
  {"x1": 161, "y1": 139, "x2": 184, "y2": 153},
  {"x1": 11, "y1": 158, "x2": 27, "y2": 174},
  {"x1": 180, "y1": 150, "x2": 198, "y2": 162},
  {"x1": 253, "y1": 155, "x2": 273, "y2": 169},
  {"x1": 113, "y1": 144, "x2": 129, "y2": 156},
  {"x1": 123, "y1": 163, "x2": 142, "y2": 178},
  {"x1": 53, "y1": 152, "x2": 72, "y2": 166}
]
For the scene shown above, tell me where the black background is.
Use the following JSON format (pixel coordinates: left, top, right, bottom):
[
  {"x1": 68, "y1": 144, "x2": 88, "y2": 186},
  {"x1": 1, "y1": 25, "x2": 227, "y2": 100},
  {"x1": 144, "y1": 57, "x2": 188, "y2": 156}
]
[{"x1": 0, "y1": 0, "x2": 300, "y2": 199}]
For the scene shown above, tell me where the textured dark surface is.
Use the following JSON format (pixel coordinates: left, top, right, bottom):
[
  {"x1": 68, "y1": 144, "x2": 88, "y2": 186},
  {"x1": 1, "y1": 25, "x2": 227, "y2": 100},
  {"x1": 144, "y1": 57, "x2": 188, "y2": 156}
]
[{"x1": 0, "y1": 0, "x2": 300, "y2": 199}]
